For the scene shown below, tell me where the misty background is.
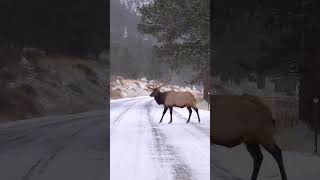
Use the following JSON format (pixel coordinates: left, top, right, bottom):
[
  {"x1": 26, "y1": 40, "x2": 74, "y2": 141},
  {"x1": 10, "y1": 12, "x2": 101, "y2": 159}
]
[{"x1": 110, "y1": 0, "x2": 201, "y2": 87}]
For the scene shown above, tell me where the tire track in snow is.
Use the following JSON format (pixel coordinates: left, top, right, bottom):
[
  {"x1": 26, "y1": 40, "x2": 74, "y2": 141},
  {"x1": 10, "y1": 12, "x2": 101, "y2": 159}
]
[
  {"x1": 0, "y1": 114, "x2": 105, "y2": 155},
  {"x1": 111, "y1": 100, "x2": 141, "y2": 124},
  {"x1": 21, "y1": 146, "x2": 65, "y2": 180},
  {"x1": 170, "y1": 109, "x2": 210, "y2": 179},
  {"x1": 110, "y1": 98, "x2": 140, "y2": 109},
  {"x1": 211, "y1": 148, "x2": 245, "y2": 180},
  {"x1": 145, "y1": 101, "x2": 194, "y2": 180},
  {"x1": 172, "y1": 110, "x2": 242, "y2": 180},
  {"x1": 110, "y1": 96, "x2": 151, "y2": 110},
  {"x1": 19, "y1": 117, "x2": 105, "y2": 180},
  {"x1": 110, "y1": 98, "x2": 149, "y2": 140},
  {"x1": 173, "y1": 110, "x2": 210, "y2": 137}
]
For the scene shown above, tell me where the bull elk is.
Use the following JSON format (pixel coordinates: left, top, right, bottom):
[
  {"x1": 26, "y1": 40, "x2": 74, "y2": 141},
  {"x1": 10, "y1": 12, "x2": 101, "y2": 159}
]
[
  {"x1": 146, "y1": 80, "x2": 200, "y2": 124},
  {"x1": 211, "y1": 94, "x2": 287, "y2": 180}
]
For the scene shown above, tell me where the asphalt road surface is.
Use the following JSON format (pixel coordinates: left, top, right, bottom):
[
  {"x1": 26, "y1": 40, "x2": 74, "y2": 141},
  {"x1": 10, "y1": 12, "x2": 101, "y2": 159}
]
[{"x1": 0, "y1": 111, "x2": 108, "y2": 180}]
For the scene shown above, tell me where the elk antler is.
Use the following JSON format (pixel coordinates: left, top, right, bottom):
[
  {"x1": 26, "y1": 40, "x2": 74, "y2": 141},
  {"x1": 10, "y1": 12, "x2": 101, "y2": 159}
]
[
  {"x1": 146, "y1": 78, "x2": 171, "y2": 89},
  {"x1": 158, "y1": 78, "x2": 170, "y2": 88},
  {"x1": 146, "y1": 81, "x2": 157, "y2": 89}
]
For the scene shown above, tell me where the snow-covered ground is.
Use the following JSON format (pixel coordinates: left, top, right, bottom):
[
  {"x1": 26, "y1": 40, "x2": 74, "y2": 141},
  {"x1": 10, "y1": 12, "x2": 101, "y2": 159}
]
[
  {"x1": 111, "y1": 97, "x2": 320, "y2": 180},
  {"x1": 212, "y1": 121, "x2": 320, "y2": 180},
  {"x1": 212, "y1": 144, "x2": 320, "y2": 180},
  {"x1": 110, "y1": 97, "x2": 210, "y2": 180},
  {"x1": 275, "y1": 122, "x2": 320, "y2": 155}
]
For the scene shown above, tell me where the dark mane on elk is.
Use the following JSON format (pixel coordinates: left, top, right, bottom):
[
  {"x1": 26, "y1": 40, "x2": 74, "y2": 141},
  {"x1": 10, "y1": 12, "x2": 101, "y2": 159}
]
[{"x1": 146, "y1": 79, "x2": 200, "y2": 124}]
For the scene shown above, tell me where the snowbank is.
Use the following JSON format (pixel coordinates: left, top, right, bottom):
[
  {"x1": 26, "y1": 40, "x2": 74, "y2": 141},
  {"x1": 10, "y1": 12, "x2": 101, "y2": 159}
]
[{"x1": 110, "y1": 77, "x2": 209, "y2": 110}]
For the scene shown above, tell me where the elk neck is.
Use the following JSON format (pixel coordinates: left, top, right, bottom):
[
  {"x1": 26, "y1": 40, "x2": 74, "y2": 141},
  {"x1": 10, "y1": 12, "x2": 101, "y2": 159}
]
[{"x1": 154, "y1": 91, "x2": 166, "y2": 105}]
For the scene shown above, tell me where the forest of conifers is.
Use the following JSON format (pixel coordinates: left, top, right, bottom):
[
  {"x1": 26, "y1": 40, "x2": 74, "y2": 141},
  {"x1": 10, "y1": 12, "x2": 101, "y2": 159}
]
[{"x1": 0, "y1": 0, "x2": 108, "y2": 58}]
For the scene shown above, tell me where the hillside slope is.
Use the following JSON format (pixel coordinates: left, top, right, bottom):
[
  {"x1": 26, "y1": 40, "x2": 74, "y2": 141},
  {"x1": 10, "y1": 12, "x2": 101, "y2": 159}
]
[{"x1": 0, "y1": 54, "x2": 107, "y2": 122}]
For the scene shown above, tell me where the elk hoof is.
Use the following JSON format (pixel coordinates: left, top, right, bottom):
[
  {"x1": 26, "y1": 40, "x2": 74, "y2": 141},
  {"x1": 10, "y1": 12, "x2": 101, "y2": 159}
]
[
  {"x1": 168, "y1": 121, "x2": 172, "y2": 124},
  {"x1": 186, "y1": 121, "x2": 190, "y2": 123},
  {"x1": 159, "y1": 121, "x2": 162, "y2": 124}
]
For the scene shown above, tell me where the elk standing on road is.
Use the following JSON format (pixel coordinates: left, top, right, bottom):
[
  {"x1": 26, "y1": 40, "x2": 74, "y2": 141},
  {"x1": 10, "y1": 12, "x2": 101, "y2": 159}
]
[
  {"x1": 211, "y1": 94, "x2": 287, "y2": 180},
  {"x1": 147, "y1": 80, "x2": 200, "y2": 124}
]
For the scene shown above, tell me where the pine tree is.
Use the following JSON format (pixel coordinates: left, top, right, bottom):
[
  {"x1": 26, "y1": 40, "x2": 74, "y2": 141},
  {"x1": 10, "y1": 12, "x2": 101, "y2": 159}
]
[{"x1": 138, "y1": 0, "x2": 210, "y2": 100}]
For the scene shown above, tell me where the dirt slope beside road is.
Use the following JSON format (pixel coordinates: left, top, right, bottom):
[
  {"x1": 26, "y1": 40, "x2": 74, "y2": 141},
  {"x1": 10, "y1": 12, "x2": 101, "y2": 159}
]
[{"x1": 0, "y1": 54, "x2": 107, "y2": 122}]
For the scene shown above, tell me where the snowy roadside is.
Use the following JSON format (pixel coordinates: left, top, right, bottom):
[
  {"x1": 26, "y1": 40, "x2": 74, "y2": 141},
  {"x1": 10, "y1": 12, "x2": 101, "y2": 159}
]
[
  {"x1": 275, "y1": 122, "x2": 320, "y2": 155},
  {"x1": 211, "y1": 112, "x2": 320, "y2": 179},
  {"x1": 110, "y1": 77, "x2": 209, "y2": 110},
  {"x1": 212, "y1": 144, "x2": 320, "y2": 180}
]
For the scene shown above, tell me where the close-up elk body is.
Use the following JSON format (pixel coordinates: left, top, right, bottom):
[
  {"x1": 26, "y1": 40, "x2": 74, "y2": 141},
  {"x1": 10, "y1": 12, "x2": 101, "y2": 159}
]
[
  {"x1": 211, "y1": 94, "x2": 287, "y2": 180},
  {"x1": 146, "y1": 80, "x2": 200, "y2": 124}
]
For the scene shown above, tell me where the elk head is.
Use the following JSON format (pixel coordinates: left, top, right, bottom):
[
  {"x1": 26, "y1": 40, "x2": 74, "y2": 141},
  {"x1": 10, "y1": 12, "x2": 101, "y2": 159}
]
[{"x1": 146, "y1": 79, "x2": 170, "y2": 97}]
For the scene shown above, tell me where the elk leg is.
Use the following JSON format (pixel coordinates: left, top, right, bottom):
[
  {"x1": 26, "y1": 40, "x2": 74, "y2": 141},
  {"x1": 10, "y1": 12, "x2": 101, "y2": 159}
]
[
  {"x1": 246, "y1": 143, "x2": 263, "y2": 180},
  {"x1": 186, "y1": 106, "x2": 192, "y2": 123},
  {"x1": 168, "y1": 107, "x2": 173, "y2": 124},
  {"x1": 192, "y1": 106, "x2": 200, "y2": 123},
  {"x1": 159, "y1": 107, "x2": 168, "y2": 123},
  {"x1": 263, "y1": 144, "x2": 288, "y2": 180}
]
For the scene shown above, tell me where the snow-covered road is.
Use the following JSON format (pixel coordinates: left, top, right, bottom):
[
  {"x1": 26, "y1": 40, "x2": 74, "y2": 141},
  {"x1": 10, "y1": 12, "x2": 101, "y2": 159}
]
[
  {"x1": 111, "y1": 97, "x2": 320, "y2": 180},
  {"x1": 110, "y1": 96, "x2": 210, "y2": 180},
  {"x1": 5, "y1": 96, "x2": 316, "y2": 180}
]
